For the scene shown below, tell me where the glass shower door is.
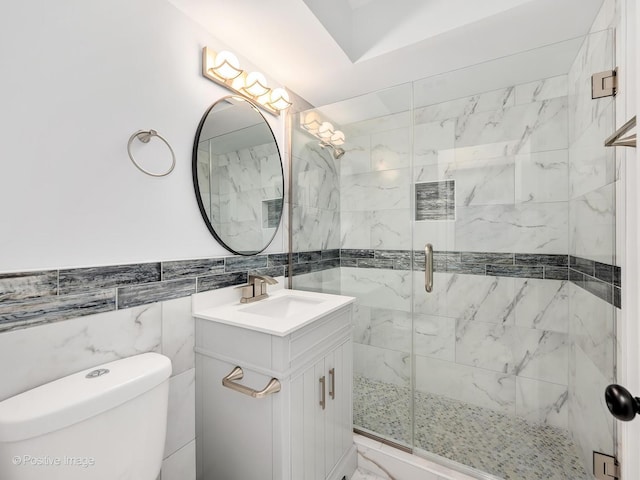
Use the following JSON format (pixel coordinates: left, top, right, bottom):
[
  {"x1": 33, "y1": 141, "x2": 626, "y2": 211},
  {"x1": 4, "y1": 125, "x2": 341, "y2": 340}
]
[{"x1": 410, "y1": 29, "x2": 618, "y2": 480}]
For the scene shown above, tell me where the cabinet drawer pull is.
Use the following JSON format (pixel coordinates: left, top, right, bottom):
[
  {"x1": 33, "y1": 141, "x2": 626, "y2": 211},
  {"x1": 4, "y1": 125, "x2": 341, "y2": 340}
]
[
  {"x1": 222, "y1": 366, "x2": 281, "y2": 399},
  {"x1": 329, "y1": 368, "x2": 335, "y2": 399},
  {"x1": 319, "y1": 375, "x2": 326, "y2": 410}
]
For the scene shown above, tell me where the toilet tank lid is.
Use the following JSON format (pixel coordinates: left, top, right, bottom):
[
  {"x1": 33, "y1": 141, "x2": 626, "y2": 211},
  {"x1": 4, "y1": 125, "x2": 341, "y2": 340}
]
[{"x1": 0, "y1": 352, "x2": 172, "y2": 442}]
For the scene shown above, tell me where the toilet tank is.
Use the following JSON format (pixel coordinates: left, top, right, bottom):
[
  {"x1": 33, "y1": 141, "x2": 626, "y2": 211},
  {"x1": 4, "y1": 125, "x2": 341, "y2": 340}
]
[{"x1": 0, "y1": 352, "x2": 172, "y2": 480}]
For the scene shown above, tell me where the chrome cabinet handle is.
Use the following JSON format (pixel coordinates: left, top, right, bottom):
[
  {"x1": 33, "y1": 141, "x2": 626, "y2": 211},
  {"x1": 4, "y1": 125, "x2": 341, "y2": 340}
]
[
  {"x1": 329, "y1": 368, "x2": 335, "y2": 400},
  {"x1": 425, "y1": 243, "x2": 433, "y2": 293},
  {"x1": 319, "y1": 375, "x2": 326, "y2": 410},
  {"x1": 222, "y1": 366, "x2": 281, "y2": 399}
]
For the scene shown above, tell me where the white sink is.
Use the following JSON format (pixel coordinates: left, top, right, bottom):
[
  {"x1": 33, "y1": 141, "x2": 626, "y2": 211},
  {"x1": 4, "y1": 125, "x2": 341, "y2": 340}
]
[
  {"x1": 192, "y1": 288, "x2": 355, "y2": 336},
  {"x1": 240, "y1": 295, "x2": 324, "y2": 317}
]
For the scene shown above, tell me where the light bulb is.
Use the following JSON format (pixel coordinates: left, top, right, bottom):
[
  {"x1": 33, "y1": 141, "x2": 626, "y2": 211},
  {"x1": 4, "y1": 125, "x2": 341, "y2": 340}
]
[
  {"x1": 330, "y1": 130, "x2": 345, "y2": 146},
  {"x1": 301, "y1": 112, "x2": 322, "y2": 133},
  {"x1": 269, "y1": 88, "x2": 292, "y2": 111},
  {"x1": 244, "y1": 72, "x2": 269, "y2": 97},
  {"x1": 318, "y1": 122, "x2": 334, "y2": 139},
  {"x1": 211, "y1": 51, "x2": 242, "y2": 80}
]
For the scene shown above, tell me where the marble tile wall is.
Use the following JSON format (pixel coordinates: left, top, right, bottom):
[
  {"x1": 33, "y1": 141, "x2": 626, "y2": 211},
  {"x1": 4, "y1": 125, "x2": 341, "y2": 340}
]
[
  {"x1": 566, "y1": 16, "x2": 618, "y2": 476},
  {"x1": 0, "y1": 296, "x2": 196, "y2": 480},
  {"x1": 291, "y1": 124, "x2": 341, "y2": 252}
]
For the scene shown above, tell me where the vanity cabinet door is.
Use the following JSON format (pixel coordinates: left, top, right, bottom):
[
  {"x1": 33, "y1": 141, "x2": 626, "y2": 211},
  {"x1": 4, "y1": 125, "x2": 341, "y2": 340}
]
[{"x1": 290, "y1": 339, "x2": 353, "y2": 480}]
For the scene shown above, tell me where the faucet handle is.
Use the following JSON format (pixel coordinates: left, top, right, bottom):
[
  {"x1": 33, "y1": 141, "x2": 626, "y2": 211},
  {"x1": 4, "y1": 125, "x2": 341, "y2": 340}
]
[{"x1": 248, "y1": 274, "x2": 278, "y2": 285}]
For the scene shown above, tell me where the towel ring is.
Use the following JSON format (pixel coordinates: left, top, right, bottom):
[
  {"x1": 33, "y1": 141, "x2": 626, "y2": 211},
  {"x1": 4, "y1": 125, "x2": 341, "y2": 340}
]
[{"x1": 127, "y1": 129, "x2": 176, "y2": 177}]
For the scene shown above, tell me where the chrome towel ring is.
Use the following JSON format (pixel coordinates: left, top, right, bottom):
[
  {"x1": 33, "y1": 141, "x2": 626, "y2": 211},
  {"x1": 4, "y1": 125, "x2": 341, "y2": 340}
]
[{"x1": 127, "y1": 129, "x2": 176, "y2": 177}]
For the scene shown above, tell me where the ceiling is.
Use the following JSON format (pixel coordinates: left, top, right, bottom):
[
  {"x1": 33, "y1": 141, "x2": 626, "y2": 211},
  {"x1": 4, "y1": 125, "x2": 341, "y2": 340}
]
[{"x1": 168, "y1": 0, "x2": 605, "y2": 107}]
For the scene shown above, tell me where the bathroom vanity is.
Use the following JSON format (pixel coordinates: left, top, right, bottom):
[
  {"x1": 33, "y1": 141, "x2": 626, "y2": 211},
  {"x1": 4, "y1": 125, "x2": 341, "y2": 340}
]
[{"x1": 193, "y1": 287, "x2": 356, "y2": 480}]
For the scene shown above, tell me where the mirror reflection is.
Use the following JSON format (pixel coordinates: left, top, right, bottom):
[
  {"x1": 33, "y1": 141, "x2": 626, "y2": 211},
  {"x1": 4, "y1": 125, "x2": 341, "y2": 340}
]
[{"x1": 193, "y1": 96, "x2": 284, "y2": 255}]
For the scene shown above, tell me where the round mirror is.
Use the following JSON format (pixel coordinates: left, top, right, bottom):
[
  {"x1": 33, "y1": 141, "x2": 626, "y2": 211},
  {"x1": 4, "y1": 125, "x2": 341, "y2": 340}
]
[{"x1": 192, "y1": 96, "x2": 284, "y2": 255}]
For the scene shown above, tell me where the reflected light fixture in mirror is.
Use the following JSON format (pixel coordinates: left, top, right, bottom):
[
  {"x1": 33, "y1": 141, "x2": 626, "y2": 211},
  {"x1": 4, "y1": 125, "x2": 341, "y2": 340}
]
[
  {"x1": 300, "y1": 111, "x2": 346, "y2": 155},
  {"x1": 202, "y1": 47, "x2": 292, "y2": 117}
]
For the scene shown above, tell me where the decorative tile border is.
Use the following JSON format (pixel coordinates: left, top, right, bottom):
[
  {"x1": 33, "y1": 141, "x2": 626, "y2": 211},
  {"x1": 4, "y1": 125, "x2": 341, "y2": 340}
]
[{"x1": 0, "y1": 249, "x2": 621, "y2": 331}]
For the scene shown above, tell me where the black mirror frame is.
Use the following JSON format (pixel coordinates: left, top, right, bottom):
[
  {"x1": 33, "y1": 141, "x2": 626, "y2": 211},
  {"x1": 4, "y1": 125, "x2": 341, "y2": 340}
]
[{"x1": 191, "y1": 96, "x2": 284, "y2": 256}]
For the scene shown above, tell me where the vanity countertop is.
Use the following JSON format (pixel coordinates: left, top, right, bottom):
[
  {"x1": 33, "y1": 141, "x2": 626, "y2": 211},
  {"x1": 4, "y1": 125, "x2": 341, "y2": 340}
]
[{"x1": 192, "y1": 287, "x2": 355, "y2": 337}]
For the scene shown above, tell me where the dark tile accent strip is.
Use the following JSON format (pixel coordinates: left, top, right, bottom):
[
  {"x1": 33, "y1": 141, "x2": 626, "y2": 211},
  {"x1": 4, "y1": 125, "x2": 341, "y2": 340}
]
[
  {"x1": 462, "y1": 252, "x2": 514, "y2": 265},
  {"x1": 268, "y1": 253, "x2": 297, "y2": 266},
  {"x1": 321, "y1": 249, "x2": 340, "y2": 260},
  {"x1": 0, "y1": 249, "x2": 621, "y2": 331},
  {"x1": 487, "y1": 265, "x2": 544, "y2": 279},
  {"x1": 250, "y1": 266, "x2": 286, "y2": 278},
  {"x1": 569, "y1": 256, "x2": 595, "y2": 276},
  {"x1": 0, "y1": 270, "x2": 58, "y2": 302},
  {"x1": 224, "y1": 256, "x2": 268, "y2": 272},
  {"x1": 341, "y1": 249, "x2": 375, "y2": 259},
  {"x1": 514, "y1": 254, "x2": 568, "y2": 267},
  {"x1": 197, "y1": 272, "x2": 247, "y2": 293},
  {"x1": 544, "y1": 267, "x2": 569, "y2": 281},
  {"x1": 415, "y1": 180, "x2": 456, "y2": 221},
  {"x1": 0, "y1": 290, "x2": 116, "y2": 331},
  {"x1": 299, "y1": 251, "x2": 322, "y2": 263},
  {"x1": 60, "y1": 263, "x2": 160, "y2": 295},
  {"x1": 162, "y1": 258, "x2": 224, "y2": 280},
  {"x1": 118, "y1": 279, "x2": 196, "y2": 309}
]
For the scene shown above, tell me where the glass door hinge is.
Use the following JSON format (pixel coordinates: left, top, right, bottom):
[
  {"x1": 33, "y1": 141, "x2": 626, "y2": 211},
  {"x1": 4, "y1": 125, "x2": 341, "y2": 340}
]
[
  {"x1": 594, "y1": 452, "x2": 620, "y2": 480},
  {"x1": 592, "y1": 69, "x2": 618, "y2": 99}
]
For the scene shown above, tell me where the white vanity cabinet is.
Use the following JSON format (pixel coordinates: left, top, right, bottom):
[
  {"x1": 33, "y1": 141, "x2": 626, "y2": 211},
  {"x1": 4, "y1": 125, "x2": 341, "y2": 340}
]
[{"x1": 193, "y1": 289, "x2": 356, "y2": 480}]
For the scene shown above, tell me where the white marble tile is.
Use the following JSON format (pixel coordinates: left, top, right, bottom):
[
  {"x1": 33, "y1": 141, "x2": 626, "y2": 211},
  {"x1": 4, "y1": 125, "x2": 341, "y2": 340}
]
[
  {"x1": 341, "y1": 210, "x2": 373, "y2": 249},
  {"x1": 292, "y1": 204, "x2": 340, "y2": 251},
  {"x1": 515, "y1": 149, "x2": 569, "y2": 204},
  {"x1": 371, "y1": 128, "x2": 410, "y2": 171},
  {"x1": 589, "y1": 0, "x2": 616, "y2": 33},
  {"x1": 455, "y1": 203, "x2": 568, "y2": 254},
  {"x1": 413, "y1": 120, "x2": 456, "y2": 166},
  {"x1": 568, "y1": 29, "x2": 614, "y2": 144},
  {"x1": 413, "y1": 313, "x2": 456, "y2": 362},
  {"x1": 371, "y1": 209, "x2": 412, "y2": 250},
  {"x1": 569, "y1": 182, "x2": 615, "y2": 264},
  {"x1": 414, "y1": 355, "x2": 516, "y2": 414},
  {"x1": 513, "y1": 279, "x2": 569, "y2": 333},
  {"x1": 342, "y1": 267, "x2": 411, "y2": 312},
  {"x1": 341, "y1": 134, "x2": 371, "y2": 176},
  {"x1": 569, "y1": 282, "x2": 615, "y2": 382},
  {"x1": 514, "y1": 75, "x2": 567, "y2": 105},
  {"x1": 164, "y1": 368, "x2": 195, "y2": 458},
  {"x1": 161, "y1": 440, "x2": 196, "y2": 480},
  {"x1": 568, "y1": 101, "x2": 615, "y2": 200},
  {"x1": 455, "y1": 320, "x2": 513, "y2": 373},
  {"x1": 413, "y1": 217, "x2": 456, "y2": 253},
  {"x1": 161, "y1": 296, "x2": 194, "y2": 377},
  {"x1": 512, "y1": 328, "x2": 569, "y2": 385},
  {"x1": 414, "y1": 272, "x2": 516, "y2": 325},
  {"x1": 354, "y1": 307, "x2": 411, "y2": 353},
  {"x1": 455, "y1": 97, "x2": 568, "y2": 155},
  {"x1": 515, "y1": 377, "x2": 568, "y2": 429},
  {"x1": 343, "y1": 110, "x2": 411, "y2": 138},
  {"x1": 354, "y1": 343, "x2": 410, "y2": 387},
  {"x1": 569, "y1": 343, "x2": 615, "y2": 468},
  {"x1": 352, "y1": 302, "x2": 372, "y2": 344},
  {"x1": 0, "y1": 306, "x2": 162, "y2": 402},
  {"x1": 341, "y1": 169, "x2": 411, "y2": 212},
  {"x1": 443, "y1": 157, "x2": 515, "y2": 207}
]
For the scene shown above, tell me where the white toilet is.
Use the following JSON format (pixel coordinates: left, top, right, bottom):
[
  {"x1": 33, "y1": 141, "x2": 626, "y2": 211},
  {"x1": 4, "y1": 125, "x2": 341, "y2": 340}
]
[{"x1": 0, "y1": 352, "x2": 172, "y2": 480}]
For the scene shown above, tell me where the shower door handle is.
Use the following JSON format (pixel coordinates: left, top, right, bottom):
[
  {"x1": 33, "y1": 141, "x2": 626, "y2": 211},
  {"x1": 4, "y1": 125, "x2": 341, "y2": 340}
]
[{"x1": 425, "y1": 243, "x2": 433, "y2": 293}]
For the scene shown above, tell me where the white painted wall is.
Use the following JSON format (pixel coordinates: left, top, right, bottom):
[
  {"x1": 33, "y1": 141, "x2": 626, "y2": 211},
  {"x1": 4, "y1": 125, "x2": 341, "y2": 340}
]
[{"x1": 0, "y1": 0, "x2": 287, "y2": 273}]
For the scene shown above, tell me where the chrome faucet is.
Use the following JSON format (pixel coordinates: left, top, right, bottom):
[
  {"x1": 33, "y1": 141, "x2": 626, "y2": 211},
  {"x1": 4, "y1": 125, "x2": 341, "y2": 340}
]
[{"x1": 236, "y1": 274, "x2": 278, "y2": 303}]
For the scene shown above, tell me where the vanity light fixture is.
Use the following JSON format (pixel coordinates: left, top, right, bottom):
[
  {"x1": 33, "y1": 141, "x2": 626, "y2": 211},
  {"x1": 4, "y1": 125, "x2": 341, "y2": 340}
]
[
  {"x1": 300, "y1": 111, "x2": 347, "y2": 159},
  {"x1": 202, "y1": 47, "x2": 291, "y2": 116}
]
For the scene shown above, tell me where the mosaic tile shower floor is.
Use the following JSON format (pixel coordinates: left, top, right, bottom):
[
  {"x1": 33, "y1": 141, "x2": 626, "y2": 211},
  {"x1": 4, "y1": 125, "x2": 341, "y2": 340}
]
[{"x1": 354, "y1": 376, "x2": 588, "y2": 480}]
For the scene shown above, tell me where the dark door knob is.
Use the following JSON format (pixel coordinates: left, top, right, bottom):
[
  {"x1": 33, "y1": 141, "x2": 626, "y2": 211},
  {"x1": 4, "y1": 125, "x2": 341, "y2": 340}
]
[{"x1": 605, "y1": 384, "x2": 640, "y2": 421}]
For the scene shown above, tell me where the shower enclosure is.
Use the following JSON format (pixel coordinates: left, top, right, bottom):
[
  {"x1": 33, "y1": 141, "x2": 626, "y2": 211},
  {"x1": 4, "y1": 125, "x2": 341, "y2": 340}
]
[{"x1": 290, "y1": 27, "x2": 619, "y2": 480}]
